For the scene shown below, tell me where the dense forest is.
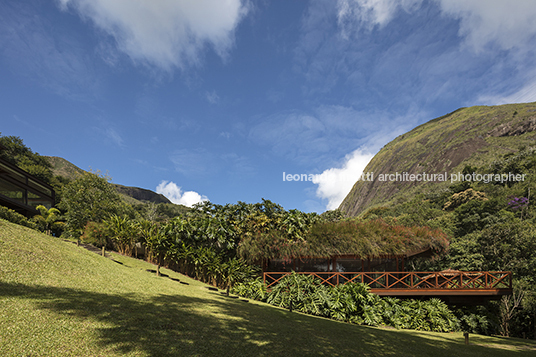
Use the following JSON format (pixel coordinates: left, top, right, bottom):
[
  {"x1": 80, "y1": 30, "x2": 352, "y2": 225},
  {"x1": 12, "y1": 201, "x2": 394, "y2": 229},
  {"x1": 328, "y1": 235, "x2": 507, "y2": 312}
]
[
  {"x1": 359, "y1": 146, "x2": 536, "y2": 338},
  {"x1": 1, "y1": 133, "x2": 535, "y2": 338}
]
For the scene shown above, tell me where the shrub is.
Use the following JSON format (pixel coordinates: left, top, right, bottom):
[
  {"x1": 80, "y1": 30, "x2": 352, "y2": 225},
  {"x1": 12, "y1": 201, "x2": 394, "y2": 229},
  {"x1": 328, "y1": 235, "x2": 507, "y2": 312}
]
[
  {"x1": 457, "y1": 311, "x2": 492, "y2": 335},
  {"x1": 231, "y1": 278, "x2": 268, "y2": 301},
  {"x1": 80, "y1": 221, "x2": 110, "y2": 248},
  {"x1": 265, "y1": 273, "x2": 459, "y2": 331},
  {"x1": 327, "y1": 282, "x2": 382, "y2": 325},
  {"x1": 267, "y1": 272, "x2": 330, "y2": 315},
  {"x1": 444, "y1": 189, "x2": 487, "y2": 211},
  {"x1": 0, "y1": 205, "x2": 37, "y2": 229}
]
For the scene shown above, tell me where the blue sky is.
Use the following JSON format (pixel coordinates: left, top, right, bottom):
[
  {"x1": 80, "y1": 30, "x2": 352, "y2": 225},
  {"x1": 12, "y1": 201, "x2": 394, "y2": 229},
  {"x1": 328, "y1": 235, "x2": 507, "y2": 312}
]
[{"x1": 2, "y1": 0, "x2": 536, "y2": 213}]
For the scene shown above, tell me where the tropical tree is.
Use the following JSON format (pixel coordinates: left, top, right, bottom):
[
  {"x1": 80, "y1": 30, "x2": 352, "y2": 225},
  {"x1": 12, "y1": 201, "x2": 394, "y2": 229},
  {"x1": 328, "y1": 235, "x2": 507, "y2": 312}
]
[
  {"x1": 141, "y1": 220, "x2": 174, "y2": 276},
  {"x1": 105, "y1": 214, "x2": 137, "y2": 255},
  {"x1": 280, "y1": 209, "x2": 318, "y2": 241},
  {"x1": 33, "y1": 205, "x2": 64, "y2": 235},
  {"x1": 220, "y1": 258, "x2": 257, "y2": 296},
  {"x1": 60, "y1": 171, "x2": 126, "y2": 237}
]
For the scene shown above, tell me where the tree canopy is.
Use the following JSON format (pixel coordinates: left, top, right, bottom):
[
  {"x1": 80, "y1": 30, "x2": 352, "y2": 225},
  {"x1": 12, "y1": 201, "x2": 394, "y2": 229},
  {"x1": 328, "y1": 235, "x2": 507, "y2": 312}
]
[
  {"x1": 60, "y1": 171, "x2": 128, "y2": 236},
  {"x1": 0, "y1": 134, "x2": 54, "y2": 184}
]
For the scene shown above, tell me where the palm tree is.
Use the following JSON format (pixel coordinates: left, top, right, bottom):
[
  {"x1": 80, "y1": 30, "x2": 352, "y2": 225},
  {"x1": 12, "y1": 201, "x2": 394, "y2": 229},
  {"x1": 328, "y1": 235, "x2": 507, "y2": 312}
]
[{"x1": 33, "y1": 205, "x2": 63, "y2": 235}]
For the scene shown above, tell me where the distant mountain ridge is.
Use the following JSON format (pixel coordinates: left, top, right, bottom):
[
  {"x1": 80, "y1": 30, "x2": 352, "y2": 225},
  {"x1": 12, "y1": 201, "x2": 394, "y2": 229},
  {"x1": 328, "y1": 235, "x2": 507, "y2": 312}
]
[
  {"x1": 339, "y1": 102, "x2": 536, "y2": 216},
  {"x1": 46, "y1": 156, "x2": 85, "y2": 180},
  {"x1": 46, "y1": 156, "x2": 171, "y2": 205},
  {"x1": 114, "y1": 184, "x2": 171, "y2": 204}
]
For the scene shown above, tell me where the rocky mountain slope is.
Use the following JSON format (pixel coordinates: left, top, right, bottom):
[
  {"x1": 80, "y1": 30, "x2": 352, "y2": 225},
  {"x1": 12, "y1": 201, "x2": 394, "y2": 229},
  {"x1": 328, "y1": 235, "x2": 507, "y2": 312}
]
[{"x1": 339, "y1": 102, "x2": 536, "y2": 216}]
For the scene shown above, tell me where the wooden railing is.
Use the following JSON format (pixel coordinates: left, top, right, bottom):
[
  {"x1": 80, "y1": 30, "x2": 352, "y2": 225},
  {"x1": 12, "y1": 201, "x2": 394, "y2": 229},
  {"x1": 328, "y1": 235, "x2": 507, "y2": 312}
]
[{"x1": 263, "y1": 271, "x2": 512, "y2": 294}]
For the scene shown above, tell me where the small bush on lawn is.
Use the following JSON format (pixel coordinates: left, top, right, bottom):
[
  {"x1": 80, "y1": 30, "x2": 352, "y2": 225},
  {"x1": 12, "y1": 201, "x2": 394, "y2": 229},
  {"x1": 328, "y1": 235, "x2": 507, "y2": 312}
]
[
  {"x1": 80, "y1": 221, "x2": 111, "y2": 248},
  {"x1": 231, "y1": 278, "x2": 268, "y2": 302},
  {"x1": 0, "y1": 205, "x2": 37, "y2": 229},
  {"x1": 266, "y1": 273, "x2": 330, "y2": 315}
]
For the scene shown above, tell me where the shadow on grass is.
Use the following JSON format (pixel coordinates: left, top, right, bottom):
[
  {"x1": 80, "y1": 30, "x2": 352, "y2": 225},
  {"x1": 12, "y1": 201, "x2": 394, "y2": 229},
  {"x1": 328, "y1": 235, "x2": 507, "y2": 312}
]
[{"x1": 0, "y1": 282, "x2": 531, "y2": 357}]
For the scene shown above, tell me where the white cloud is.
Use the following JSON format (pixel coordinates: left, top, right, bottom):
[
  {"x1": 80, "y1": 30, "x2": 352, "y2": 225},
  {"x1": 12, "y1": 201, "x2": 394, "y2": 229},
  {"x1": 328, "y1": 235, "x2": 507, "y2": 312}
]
[
  {"x1": 337, "y1": 0, "x2": 421, "y2": 33},
  {"x1": 436, "y1": 0, "x2": 536, "y2": 52},
  {"x1": 336, "y1": 0, "x2": 536, "y2": 52},
  {"x1": 156, "y1": 180, "x2": 208, "y2": 207},
  {"x1": 312, "y1": 149, "x2": 374, "y2": 211},
  {"x1": 320, "y1": 0, "x2": 536, "y2": 109},
  {"x1": 249, "y1": 106, "x2": 420, "y2": 167},
  {"x1": 57, "y1": 0, "x2": 249, "y2": 70}
]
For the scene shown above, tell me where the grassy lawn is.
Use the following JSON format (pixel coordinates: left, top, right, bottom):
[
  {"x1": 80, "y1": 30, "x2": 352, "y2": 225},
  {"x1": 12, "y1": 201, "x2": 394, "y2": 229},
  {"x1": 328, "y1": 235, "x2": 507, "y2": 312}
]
[{"x1": 1, "y1": 219, "x2": 535, "y2": 356}]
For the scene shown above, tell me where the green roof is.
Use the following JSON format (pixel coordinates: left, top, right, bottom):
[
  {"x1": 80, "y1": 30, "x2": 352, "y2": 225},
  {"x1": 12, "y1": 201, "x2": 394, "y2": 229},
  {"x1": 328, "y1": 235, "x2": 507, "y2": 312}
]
[{"x1": 238, "y1": 219, "x2": 449, "y2": 262}]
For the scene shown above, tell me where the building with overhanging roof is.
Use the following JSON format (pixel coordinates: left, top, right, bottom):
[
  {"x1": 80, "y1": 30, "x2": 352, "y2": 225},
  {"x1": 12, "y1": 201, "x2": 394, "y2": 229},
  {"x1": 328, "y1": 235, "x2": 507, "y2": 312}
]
[{"x1": 0, "y1": 143, "x2": 55, "y2": 217}]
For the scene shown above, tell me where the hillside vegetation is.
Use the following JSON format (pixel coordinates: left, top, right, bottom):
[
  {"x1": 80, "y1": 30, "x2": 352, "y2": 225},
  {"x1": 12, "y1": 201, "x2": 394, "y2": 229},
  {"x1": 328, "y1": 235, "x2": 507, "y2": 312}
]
[
  {"x1": 336, "y1": 102, "x2": 536, "y2": 338},
  {"x1": 340, "y1": 102, "x2": 536, "y2": 216},
  {"x1": 46, "y1": 156, "x2": 86, "y2": 180},
  {"x1": 1, "y1": 219, "x2": 535, "y2": 356},
  {"x1": 46, "y1": 156, "x2": 173, "y2": 206}
]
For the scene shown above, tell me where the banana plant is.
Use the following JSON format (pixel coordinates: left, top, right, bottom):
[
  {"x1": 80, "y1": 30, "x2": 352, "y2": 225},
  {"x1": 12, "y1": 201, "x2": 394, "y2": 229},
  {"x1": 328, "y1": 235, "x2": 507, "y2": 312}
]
[
  {"x1": 143, "y1": 222, "x2": 174, "y2": 277},
  {"x1": 220, "y1": 258, "x2": 257, "y2": 296},
  {"x1": 104, "y1": 214, "x2": 137, "y2": 255}
]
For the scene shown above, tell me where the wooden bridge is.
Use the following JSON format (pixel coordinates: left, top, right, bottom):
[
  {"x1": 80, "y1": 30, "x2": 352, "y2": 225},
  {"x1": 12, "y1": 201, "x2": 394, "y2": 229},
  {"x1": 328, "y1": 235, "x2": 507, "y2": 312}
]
[{"x1": 263, "y1": 271, "x2": 513, "y2": 304}]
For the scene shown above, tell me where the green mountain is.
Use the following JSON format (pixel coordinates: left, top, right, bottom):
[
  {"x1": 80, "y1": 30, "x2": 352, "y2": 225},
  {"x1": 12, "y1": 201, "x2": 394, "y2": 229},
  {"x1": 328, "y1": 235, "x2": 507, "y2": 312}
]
[
  {"x1": 46, "y1": 156, "x2": 85, "y2": 180},
  {"x1": 46, "y1": 156, "x2": 172, "y2": 205},
  {"x1": 114, "y1": 184, "x2": 171, "y2": 204},
  {"x1": 340, "y1": 102, "x2": 536, "y2": 216}
]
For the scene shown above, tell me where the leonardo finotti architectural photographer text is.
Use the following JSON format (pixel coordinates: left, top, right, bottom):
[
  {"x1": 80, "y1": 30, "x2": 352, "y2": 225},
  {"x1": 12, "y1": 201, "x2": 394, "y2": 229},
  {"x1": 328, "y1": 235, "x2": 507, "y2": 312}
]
[
  {"x1": 357, "y1": 171, "x2": 526, "y2": 183},
  {"x1": 282, "y1": 172, "x2": 318, "y2": 182},
  {"x1": 281, "y1": 171, "x2": 527, "y2": 184}
]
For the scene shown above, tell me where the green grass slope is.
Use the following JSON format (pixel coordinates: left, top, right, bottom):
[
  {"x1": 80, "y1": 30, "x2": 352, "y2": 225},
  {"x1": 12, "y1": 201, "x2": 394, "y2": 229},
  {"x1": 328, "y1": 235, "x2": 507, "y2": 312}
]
[
  {"x1": 1, "y1": 219, "x2": 535, "y2": 356},
  {"x1": 340, "y1": 102, "x2": 536, "y2": 216}
]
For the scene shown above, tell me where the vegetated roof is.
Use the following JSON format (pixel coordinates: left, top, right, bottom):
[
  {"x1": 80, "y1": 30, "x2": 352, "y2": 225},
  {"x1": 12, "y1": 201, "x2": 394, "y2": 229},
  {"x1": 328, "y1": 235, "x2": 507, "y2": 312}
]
[{"x1": 238, "y1": 219, "x2": 449, "y2": 262}]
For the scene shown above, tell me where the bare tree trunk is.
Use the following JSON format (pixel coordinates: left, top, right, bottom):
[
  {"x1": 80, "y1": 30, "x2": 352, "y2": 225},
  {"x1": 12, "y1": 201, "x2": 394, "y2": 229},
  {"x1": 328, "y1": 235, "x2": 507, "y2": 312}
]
[{"x1": 500, "y1": 290, "x2": 524, "y2": 336}]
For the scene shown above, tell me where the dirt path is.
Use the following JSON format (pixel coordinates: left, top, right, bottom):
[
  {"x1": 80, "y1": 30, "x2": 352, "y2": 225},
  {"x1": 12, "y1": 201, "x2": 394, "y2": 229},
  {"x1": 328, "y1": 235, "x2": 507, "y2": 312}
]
[{"x1": 65, "y1": 239, "x2": 112, "y2": 258}]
